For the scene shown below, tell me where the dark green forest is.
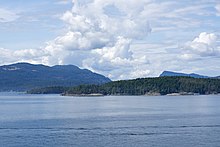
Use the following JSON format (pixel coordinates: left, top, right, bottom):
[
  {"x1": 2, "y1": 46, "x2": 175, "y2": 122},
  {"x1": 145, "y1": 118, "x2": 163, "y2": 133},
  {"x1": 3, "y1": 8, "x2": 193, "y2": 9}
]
[{"x1": 28, "y1": 76, "x2": 220, "y2": 95}]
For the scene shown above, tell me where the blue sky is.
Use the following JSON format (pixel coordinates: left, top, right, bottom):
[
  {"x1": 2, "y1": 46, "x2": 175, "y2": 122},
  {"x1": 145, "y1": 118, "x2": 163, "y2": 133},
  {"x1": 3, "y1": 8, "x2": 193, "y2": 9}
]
[
  {"x1": 0, "y1": 0, "x2": 71, "y2": 49},
  {"x1": 0, "y1": 0, "x2": 220, "y2": 80}
]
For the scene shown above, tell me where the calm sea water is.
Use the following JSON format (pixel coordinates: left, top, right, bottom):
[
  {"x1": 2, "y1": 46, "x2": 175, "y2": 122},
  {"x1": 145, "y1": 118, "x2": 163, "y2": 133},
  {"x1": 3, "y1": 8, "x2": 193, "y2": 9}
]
[{"x1": 0, "y1": 93, "x2": 220, "y2": 147}]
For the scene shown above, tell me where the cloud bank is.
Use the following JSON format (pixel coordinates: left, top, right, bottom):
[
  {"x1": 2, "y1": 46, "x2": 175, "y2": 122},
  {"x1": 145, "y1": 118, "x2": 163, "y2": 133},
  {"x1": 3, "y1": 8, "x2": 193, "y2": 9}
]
[
  {"x1": 40, "y1": 0, "x2": 152, "y2": 79},
  {"x1": 1, "y1": 0, "x2": 220, "y2": 79}
]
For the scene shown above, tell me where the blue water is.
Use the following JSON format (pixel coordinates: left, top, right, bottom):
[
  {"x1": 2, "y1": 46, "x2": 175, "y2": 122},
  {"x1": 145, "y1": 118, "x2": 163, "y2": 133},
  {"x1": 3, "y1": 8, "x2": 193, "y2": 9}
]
[{"x1": 0, "y1": 93, "x2": 220, "y2": 147}]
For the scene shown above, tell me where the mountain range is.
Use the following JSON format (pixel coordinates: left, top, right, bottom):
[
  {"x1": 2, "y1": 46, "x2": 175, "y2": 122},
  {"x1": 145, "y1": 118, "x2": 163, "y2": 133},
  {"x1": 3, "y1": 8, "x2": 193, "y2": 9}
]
[
  {"x1": 1, "y1": 63, "x2": 219, "y2": 92},
  {"x1": 160, "y1": 71, "x2": 220, "y2": 79},
  {"x1": 0, "y1": 63, "x2": 111, "y2": 91}
]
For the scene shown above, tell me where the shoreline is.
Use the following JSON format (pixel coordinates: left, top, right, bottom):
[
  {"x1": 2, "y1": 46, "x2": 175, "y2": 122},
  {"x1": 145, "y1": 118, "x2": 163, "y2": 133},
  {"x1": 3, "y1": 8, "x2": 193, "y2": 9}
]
[
  {"x1": 62, "y1": 93, "x2": 104, "y2": 97},
  {"x1": 61, "y1": 92, "x2": 220, "y2": 97},
  {"x1": 1, "y1": 92, "x2": 220, "y2": 97}
]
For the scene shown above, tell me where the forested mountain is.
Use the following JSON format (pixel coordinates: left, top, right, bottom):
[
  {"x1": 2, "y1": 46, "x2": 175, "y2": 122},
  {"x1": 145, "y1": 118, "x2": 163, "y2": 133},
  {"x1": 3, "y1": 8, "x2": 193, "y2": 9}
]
[
  {"x1": 0, "y1": 63, "x2": 111, "y2": 91},
  {"x1": 28, "y1": 76, "x2": 220, "y2": 95},
  {"x1": 160, "y1": 71, "x2": 210, "y2": 78}
]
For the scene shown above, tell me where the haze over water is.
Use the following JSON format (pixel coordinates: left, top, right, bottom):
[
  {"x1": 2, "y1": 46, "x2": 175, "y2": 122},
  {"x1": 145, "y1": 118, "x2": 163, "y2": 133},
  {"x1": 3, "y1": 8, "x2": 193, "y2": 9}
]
[{"x1": 0, "y1": 93, "x2": 220, "y2": 147}]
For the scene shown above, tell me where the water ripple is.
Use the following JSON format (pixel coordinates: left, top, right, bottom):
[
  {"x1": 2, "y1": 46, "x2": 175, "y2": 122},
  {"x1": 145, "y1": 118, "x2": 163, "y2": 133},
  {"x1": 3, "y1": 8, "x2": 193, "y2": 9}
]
[{"x1": 0, "y1": 124, "x2": 220, "y2": 130}]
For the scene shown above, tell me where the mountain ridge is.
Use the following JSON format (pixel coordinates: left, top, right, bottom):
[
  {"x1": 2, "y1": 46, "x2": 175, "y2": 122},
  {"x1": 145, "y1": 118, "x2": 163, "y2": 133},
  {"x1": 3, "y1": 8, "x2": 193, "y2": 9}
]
[
  {"x1": 159, "y1": 71, "x2": 218, "y2": 79},
  {"x1": 0, "y1": 62, "x2": 111, "y2": 91}
]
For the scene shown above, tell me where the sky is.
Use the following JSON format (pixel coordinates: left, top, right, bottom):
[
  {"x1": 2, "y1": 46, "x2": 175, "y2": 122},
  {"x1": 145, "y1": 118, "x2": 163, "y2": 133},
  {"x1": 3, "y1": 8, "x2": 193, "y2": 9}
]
[{"x1": 0, "y1": 0, "x2": 220, "y2": 80}]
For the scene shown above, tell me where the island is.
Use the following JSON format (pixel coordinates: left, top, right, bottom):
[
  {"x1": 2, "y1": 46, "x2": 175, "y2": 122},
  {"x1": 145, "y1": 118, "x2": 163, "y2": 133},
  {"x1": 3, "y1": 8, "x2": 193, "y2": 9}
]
[{"x1": 27, "y1": 76, "x2": 220, "y2": 96}]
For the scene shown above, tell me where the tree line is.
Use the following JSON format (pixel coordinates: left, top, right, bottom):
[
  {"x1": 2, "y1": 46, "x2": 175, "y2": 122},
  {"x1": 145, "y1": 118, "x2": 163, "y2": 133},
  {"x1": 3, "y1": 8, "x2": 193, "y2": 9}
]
[{"x1": 27, "y1": 76, "x2": 220, "y2": 95}]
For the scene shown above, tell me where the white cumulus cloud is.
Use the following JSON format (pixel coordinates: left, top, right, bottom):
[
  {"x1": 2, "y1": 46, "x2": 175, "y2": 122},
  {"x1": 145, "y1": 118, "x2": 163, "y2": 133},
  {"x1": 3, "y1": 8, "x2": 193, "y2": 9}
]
[
  {"x1": 181, "y1": 32, "x2": 220, "y2": 59},
  {"x1": 0, "y1": 48, "x2": 47, "y2": 65},
  {"x1": 41, "y1": 0, "x2": 152, "y2": 79}
]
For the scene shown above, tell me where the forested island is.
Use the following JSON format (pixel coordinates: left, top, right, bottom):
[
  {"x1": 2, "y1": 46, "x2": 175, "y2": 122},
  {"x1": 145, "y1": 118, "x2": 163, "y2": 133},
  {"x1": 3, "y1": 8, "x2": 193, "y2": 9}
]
[{"x1": 27, "y1": 76, "x2": 220, "y2": 96}]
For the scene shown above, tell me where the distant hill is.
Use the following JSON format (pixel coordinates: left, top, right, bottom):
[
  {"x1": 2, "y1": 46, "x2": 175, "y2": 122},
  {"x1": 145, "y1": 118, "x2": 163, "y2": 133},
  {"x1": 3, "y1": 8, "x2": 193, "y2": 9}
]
[
  {"x1": 160, "y1": 71, "x2": 210, "y2": 78},
  {"x1": 0, "y1": 63, "x2": 111, "y2": 91}
]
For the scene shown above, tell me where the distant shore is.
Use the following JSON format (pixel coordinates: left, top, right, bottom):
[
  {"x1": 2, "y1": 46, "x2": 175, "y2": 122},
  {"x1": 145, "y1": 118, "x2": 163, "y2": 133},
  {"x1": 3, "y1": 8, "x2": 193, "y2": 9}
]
[
  {"x1": 25, "y1": 76, "x2": 220, "y2": 96},
  {"x1": 62, "y1": 93, "x2": 104, "y2": 97},
  {"x1": 0, "y1": 92, "x2": 219, "y2": 97},
  {"x1": 61, "y1": 92, "x2": 220, "y2": 97}
]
